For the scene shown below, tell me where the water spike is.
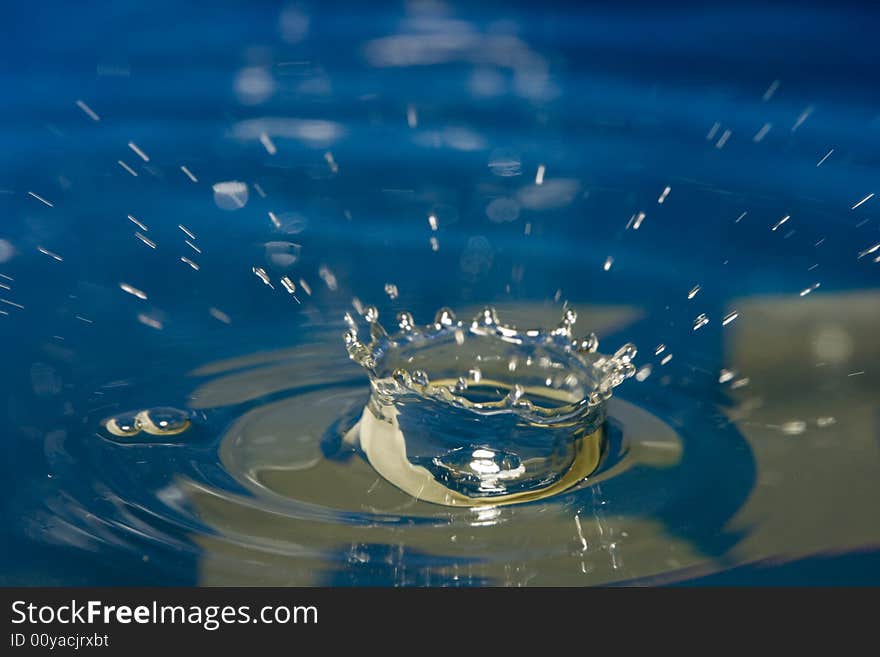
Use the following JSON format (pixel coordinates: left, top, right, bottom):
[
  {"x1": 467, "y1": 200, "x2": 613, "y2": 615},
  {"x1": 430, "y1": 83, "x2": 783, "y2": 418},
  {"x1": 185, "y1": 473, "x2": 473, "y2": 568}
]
[
  {"x1": 434, "y1": 307, "x2": 456, "y2": 327},
  {"x1": 343, "y1": 329, "x2": 375, "y2": 370},
  {"x1": 391, "y1": 368, "x2": 412, "y2": 387},
  {"x1": 455, "y1": 376, "x2": 469, "y2": 392},
  {"x1": 364, "y1": 305, "x2": 379, "y2": 323},
  {"x1": 506, "y1": 384, "x2": 525, "y2": 405},
  {"x1": 397, "y1": 311, "x2": 415, "y2": 332},
  {"x1": 369, "y1": 320, "x2": 388, "y2": 343},
  {"x1": 613, "y1": 343, "x2": 638, "y2": 363},
  {"x1": 561, "y1": 306, "x2": 577, "y2": 326},
  {"x1": 474, "y1": 306, "x2": 499, "y2": 326},
  {"x1": 576, "y1": 333, "x2": 599, "y2": 353}
]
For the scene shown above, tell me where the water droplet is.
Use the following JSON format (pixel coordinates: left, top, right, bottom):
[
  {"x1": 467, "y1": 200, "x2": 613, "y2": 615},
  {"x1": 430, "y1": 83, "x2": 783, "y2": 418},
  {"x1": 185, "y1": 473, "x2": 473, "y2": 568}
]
[
  {"x1": 397, "y1": 311, "x2": 415, "y2": 332},
  {"x1": 364, "y1": 305, "x2": 379, "y2": 323},
  {"x1": 264, "y1": 241, "x2": 302, "y2": 269},
  {"x1": 613, "y1": 343, "x2": 637, "y2": 362},
  {"x1": 234, "y1": 67, "x2": 275, "y2": 105},
  {"x1": 411, "y1": 370, "x2": 429, "y2": 386},
  {"x1": 780, "y1": 420, "x2": 807, "y2": 436},
  {"x1": 799, "y1": 283, "x2": 820, "y2": 297},
  {"x1": 213, "y1": 181, "x2": 249, "y2": 210},
  {"x1": 577, "y1": 333, "x2": 599, "y2": 353},
  {"x1": 318, "y1": 265, "x2": 338, "y2": 291},
  {"x1": 391, "y1": 369, "x2": 412, "y2": 387},
  {"x1": 434, "y1": 307, "x2": 456, "y2": 327},
  {"x1": 475, "y1": 306, "x2": 499, "y2": 326},
  {"x1": 384, "y1": 283, "x2": 399, "y2": 300}
]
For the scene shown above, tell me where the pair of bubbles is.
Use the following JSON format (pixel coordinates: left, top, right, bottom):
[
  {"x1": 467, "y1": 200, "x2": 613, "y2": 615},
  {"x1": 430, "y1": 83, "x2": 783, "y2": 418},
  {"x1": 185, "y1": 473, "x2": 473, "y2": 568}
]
[{"x1": 103, "y1": 407, "x2": 193, "y2": 440}]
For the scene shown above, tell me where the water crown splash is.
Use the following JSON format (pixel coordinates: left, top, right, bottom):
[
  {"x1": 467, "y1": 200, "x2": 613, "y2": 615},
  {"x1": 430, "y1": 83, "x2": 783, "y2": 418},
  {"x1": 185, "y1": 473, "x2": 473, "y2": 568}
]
[{"x1": 342, "y1": 305, "x2": 638, "y2": 506}]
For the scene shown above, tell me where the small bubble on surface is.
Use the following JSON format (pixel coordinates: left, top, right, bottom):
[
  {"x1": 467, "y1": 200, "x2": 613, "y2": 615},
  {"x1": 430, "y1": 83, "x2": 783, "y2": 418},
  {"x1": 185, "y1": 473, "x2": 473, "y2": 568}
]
[
  {"x1": 136, "y1": 407, "x2": 192, "y2": 436},
  {"x1": 104, "y1": 411, "x2": 142, "y2": 438}
]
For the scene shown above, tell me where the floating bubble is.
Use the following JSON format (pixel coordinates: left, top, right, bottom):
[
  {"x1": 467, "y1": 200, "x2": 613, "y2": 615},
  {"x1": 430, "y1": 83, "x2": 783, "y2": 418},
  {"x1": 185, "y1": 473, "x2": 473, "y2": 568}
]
[
  {"x1": 103, "y1": 411, "x2": 143, "y2": 438},
  {"x1": 136, "y1": 407, "x2": 192, "y2": 436}
]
